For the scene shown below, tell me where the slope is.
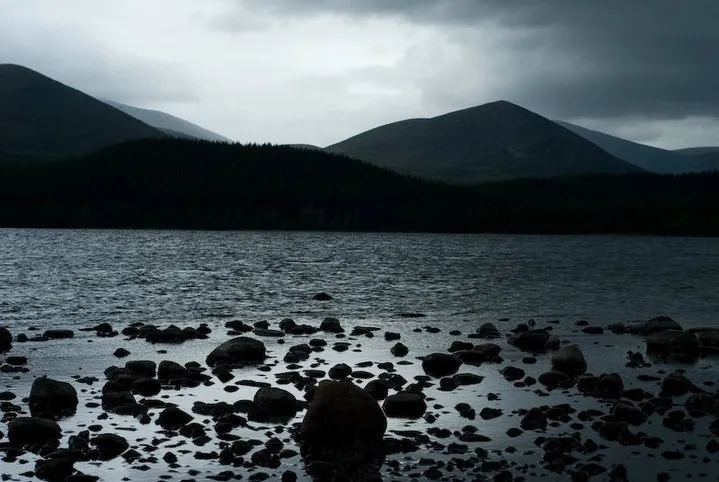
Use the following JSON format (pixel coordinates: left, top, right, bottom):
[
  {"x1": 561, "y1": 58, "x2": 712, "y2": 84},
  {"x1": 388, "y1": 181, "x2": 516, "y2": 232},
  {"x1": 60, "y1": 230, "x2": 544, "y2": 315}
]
[
  {"x1": 0, "y1": 64, "x2": 166, "y2": 159},
  {"x1": 102, "y1": 99, "x2": 231, "y2": 142},
  {"x1": 325, "y1": 100, "x2": 642, "y2": 184}
]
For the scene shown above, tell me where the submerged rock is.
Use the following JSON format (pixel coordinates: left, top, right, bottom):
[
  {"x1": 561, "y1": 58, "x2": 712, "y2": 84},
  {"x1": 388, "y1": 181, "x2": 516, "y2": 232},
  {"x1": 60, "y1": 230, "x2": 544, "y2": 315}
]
[{"x1": 206, "y1": 337, "x2": 266, "y2": 367}]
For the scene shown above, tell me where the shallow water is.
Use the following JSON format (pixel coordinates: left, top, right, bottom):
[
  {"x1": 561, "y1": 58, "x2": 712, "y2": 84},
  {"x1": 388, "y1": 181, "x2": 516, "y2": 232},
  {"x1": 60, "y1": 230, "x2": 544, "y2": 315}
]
[{"x1": 1, "y1": 230, "x2": 718, "y2": 481}]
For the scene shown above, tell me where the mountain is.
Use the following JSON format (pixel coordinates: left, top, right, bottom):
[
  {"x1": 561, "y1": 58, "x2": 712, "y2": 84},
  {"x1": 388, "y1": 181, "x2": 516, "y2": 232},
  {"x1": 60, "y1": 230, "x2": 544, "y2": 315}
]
[
  {"x1": 325, "y1": 101, "x2": 642, "y2": 184},
  {"x1": 674, "y1": 147, "x2": 719, "y2": 156},
  {"x1": 1, "y1": 138, "x2": 718, "y2": 235},
  {"x1": 102, "y1": 100, "x2": 231, "y2": 142},
  {"x1": 0, "y1": 64, "x2": 166, "y2": 160},
  {"x1": 554, "y1": 120, "x2": 693, "y2": 174}
]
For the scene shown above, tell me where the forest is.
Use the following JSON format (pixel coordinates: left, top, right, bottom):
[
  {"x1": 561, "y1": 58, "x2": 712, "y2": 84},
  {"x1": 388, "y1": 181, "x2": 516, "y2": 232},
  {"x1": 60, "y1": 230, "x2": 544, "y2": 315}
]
[{"x1": 0, "y1": 138, "x2": 717, "y2": 235}]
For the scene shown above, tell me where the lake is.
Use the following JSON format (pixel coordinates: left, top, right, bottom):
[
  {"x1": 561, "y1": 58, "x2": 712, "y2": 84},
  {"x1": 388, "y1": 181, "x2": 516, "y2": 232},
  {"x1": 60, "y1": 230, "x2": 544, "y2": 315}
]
[{"x1": 1, "y1": 229, "x2": 718, "y2": 481}]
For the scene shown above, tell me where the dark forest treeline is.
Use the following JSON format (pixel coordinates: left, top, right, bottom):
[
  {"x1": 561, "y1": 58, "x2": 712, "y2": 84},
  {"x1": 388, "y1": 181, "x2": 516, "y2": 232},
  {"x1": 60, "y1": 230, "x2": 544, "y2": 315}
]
[{"x1": 0, "y1": 138, "x2": 718, "y2": 235}]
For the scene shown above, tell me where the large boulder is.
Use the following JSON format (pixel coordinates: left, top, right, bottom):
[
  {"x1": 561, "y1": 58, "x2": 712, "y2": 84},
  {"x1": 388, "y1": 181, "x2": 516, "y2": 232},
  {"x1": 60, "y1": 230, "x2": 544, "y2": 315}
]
[
  {"x1": 0, "y1": 326, "x2": 12, "y2": 352},
  {"x1": 383, "y1": 392, "x2": 427, "y2": 418},
  {"x1": 29, "y1": 377, "x2": 78, "y2": 418},
  {"x1": 630, "y1": 316, "x2": 682, "y2": 335},
  {"x1": 299, "y1": 380, "x2": 386, "y2": 446},
  {"x1": 206, "y1": 337, "x2": 266, "y2": 367},
  {"x1": 551, "y1": 345, "x2": 587, "y2": 375},
  {"x1": 252, "y1": 387, "x2": 298, "y2": 420},
  {"x1": 319, "y1": 317, "x2": 344, "y2": 333},
  {"x1": 646, "y1": 331, "x2": 699, "y2": 357},
  {"x1": 8, "y1": 417, "x2": 62, "y2": 446},
  {"x1": 157, "y1": 406, "x2": 193, "y2": 430},
  {"x1": 477, "y1": 323, "x2": 501, "y2": 338},
  {"x1": 422, "y1": 353, "x2": 462, "y2": 378}
]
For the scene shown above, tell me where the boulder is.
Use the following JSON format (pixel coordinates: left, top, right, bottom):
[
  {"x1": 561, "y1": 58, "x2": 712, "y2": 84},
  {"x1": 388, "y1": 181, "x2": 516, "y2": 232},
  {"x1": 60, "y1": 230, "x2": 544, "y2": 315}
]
[
  {"x1": 319, "y1": 317, "x2": 344, "y2": 333},
  {"x1": 551, "y1": 345, "x2": 587, "y2": 375},
  {"x1": 383, "y1": 392, "x2": 427, "y2": 418},
  {"x1": 630, "y1": 316, "x2": 682, "y2": 334},
  {"x1": 364, "y1": 380, "x2": 389, "y2": 400},
  {"x1": 156, "y1": 406, "x2": 193, "y2": 430},
  {"x1": 43, "y1": 329, "x2": 74, "y2": 339},
  {"x1": 92, "y1": 433, "x2": 129, "y2": 460},
  {"x1": 252, "y1": 387, "x2": 298, "y2": 419},
  {"x1": 598, "y1": 373, "x2": 624, "y2": 399},
  {"x1": 477, "y1": 323, "x2": 501, "y2": 338},
  {"x1": 0, "y1": 326, "x2": 11, "y2": 352},
  {"x1": 509, "y1": 329, "x2": 559, "y2": 352},
  {"x1": 125, "y1": 360, "x2": 156, "y2": 377},
  {"x1": 29, "y1": 377, "x2": 78, "y2": 418},
  {"x1": 206, "y1": 337, "x2": 266, "y2": 367},
  {"x1": 299, "y1": 380, "x2": 386, "y2": 446},
  {"x1": 8, "y1": 417, "x2": 62, "y2": 446},
  {"x1": 132, "y1": 377, "x2": 162, "y2": 397},
  {"x1": 646, "y1": 331, "x2": 699, "y2": 356},
  {"x1": 312, "y1": 292, "x2": 333, "y2": 301},
  {"x1": 448, "y1": 341, "x2": 473, "y2": 352},
  {"x1": 520, "y1": 407, "x2": 548, "y2": 431},
  {"x1": 35, "y1": 458, "x2": 74, "y2": 481},
  {"x1": 661, "y1": 372, "x2": 696, "y2": 397},
  {"x1": 390, "y1": 343, "x2": 409, "y2": 357},
  {"x1": 329, "y1": 363, "x2": 352, "y2": 379},
  {"x1": 422, "y1": 353, "x2": 462, "y2": 378}
]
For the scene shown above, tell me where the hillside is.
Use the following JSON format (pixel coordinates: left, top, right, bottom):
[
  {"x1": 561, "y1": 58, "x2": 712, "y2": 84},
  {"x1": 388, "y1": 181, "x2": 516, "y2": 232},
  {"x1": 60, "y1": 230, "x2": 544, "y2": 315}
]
[
  {"x1": 325, "y1": 101, "x2": 642, "y2": 184},
  {"x1": 0, "y1": 64, "x2": 166, "y2": 159},
  {"x1": 102, "y1": 99, "x2": 231, "y2": 142},
  {"x1": 0, "y1": 138, "x2": 717, "y2": 235}
]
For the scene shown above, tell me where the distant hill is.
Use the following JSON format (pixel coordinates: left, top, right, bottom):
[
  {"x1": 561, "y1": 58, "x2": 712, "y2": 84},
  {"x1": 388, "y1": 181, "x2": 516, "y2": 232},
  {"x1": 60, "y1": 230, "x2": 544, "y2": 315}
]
[
  {"x1": 102, "y1": 99, "x2": 231, "y2": 142},
  {"x1": 0, "y1": 64, "x2": 166, "y2": 159},
  {"x1": 674, "y1": 147, "x2": 719, "y2": 156},
  {"x1": 555, "y1": 121, "x2": 685, "y2": 174},
  {"x1": 325, "y1": 100, "x2": 642, "y2": 184}
]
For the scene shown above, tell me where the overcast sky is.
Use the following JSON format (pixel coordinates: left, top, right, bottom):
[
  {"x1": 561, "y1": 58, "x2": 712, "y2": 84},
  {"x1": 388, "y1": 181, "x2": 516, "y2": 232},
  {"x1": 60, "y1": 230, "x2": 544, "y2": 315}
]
[{"x1": 1, "y1": 0, "x2": 717, "y2": 149}]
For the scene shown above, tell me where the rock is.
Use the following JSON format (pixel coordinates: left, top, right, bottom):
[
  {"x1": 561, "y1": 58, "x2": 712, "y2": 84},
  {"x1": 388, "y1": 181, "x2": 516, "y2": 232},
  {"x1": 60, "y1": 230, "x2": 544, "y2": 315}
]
[
  {"x1": 5, "y1": 355, "x2": 27, "y2": 365},
  {"x1": 299, "y1": 380, "x2": 387, "y2": 445},
  {"x1": 206, "y1": 337, "x2": 266, "y2": 367},
  {"x1": 132, "y1": 377, "x2": 162, "y2": 397},
  {"x1": 113, "y1": 348, "x2": 130, "y2": 358},
  {"x1": 453, "y1": 373, "x2": 484, "y2": 386},
  {"x1": 8, "y1": 417, "x2": 62, "y2": 446},
  {"x1": 92, "y1": 433, "x2": 129, "y2": 460},
  {"x1": 390, "y1": 343, "x2": 409, "y2": 357},
  {"x1": 157, "y1": 406, "x2": 193, "y2": 430},
  {"x1": 539, "y1": 370, "x2": 573, "y2": 389},
  {"x1": 520, "y1": 408, "x2": 547, "y2": 431},
  {"x1": 252, "y1": 387, "x2": 298, "y2": 419},
  {"x1": 551, "y1": 344, "x2": 587, "y2": 375},
  {"x1": 329, "y1": 363, "x2": 352, "y2": 379},
  {"x1": 422, "y1": 353, "x2": 462, "y2": 378},
  {"x1": 630, "y1": 316, "x2": 682, "y2": 334},
  {"x1": 501, "y1": 366, "x2": 525, "y2": 382},
  {"x1": 611, "y1": 402, "x2": 647, "y2": 426},
  {"x1": 29, "y1": 376, "x2": 78, "y2": 418},
  {"x1": 477, "y1": 323, "x2": 501, "y2": 338},
  {"x1": 365, "y1": 380, "x2": 389, "y2": 400},
  {"x1": 312, "y1": 292, "x2": 333, "y2": 301},
  {"x1": 693, "y1": 328, "x2": 719, "y2": 353},
  {"x1": 383, "y1": 392, "x2": 427, "y2": 418},
  {"x1": 448, "y1": 341, "x2": 473, "y2": 352},
  {"x1": 661, "y1": 371, "x2": 696, "y2": 397},
  {"x1": 384, "y1": 331, "x2": 401, "y2": 341},
  {"x1": 509, "y1": 329, "x2": 558, "y2": 352},
  {"x1": 0, "y1": 326, "x2": 12, "y2": 351},
  {"x1": 685, "y1": 393, "x2": 718, "y2": 416},
  {"x1": 647, "y1": 331, "x2": 699, "y2": 356},
  {"x1": 319, "y1": 317, "x2": 344, "y2": 333},
  {"x1": 35, "y1": 458, "x2": 74, "y2": 481},
  {"x1": 125, "y1": 360, "x2": 156, "y2": 377},
  {"x1": 253, "y1": 328, "x2": 285, "y2": 337},
  {"x1": 43, "y1": 329, "x2": 74, "y2": 339},
  {"x1": 279, "y1": 318, "x2": 297, "y2": 332},
  {"x1": 598, "y1": 373, "x2": 624, "y2": 398}
]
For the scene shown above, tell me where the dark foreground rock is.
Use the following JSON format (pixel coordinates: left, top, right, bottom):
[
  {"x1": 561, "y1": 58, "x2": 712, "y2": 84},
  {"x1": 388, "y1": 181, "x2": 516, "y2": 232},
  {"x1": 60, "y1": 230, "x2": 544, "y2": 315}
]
[
  {"x1": 8, "y1": 417, "x2": 62, "y2": 447},
  {"x1": 422, "y1": 353, "x2": 462, "y2": 378},
  {"x1": 383, "y1": 391, "x2": 427, "y2": 418},
  {"x1": 206, "y1": 337, "x2": 266, "y2": 367},
  {"x1": 29, "y1": 376, "x2": 79, "y2": 418},
  {"x1": 551, "y1": 345, "x2": 587, "y2": 375},
  {"x1": 92, "y1": 433, "x2": 129, "y2": 460},
  {"x1": 250, "y1": 386, "x2": 298, "y2": 421},
  {"x1": 0, "y1": 326, "x2": 12, "y2": 351}
]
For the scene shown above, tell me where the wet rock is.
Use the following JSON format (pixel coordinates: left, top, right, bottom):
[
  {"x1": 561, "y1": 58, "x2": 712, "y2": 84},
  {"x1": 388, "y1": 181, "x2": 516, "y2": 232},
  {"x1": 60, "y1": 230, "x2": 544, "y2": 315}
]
[
  {"x1": 0, "y1": 326, "x2": 11, "y2": 351},
  {"x1": 92, "y1": 433, "x2": 129, "y2": 460},
  {"x1": 319, "y1": 317, "x2": 344, "y2": 333},
  {"x1": 501, "y1": 366, "x2": 525, "y2": 382},
  {"x1": 206, "y1": 337, "x2": 266, "y2": 367},
  {"x1": 582, "y1": 326, "x2": 604, "y2": 335},
  {"x1": 597, "y1": 421, "x2": 640, "y2": 444},
  {"x1": 598, "y1": 373, "x2": 624, "y2": 398},
  {"x1": 43, "y1": 329, "x2": 74, "y2": 339},
  {"x1": 225, "y1": 320, "x2": 253, "y2": 333},
  {"x1": 448, "y1": 341, "x2": 473, "y2": 352},
  {"x1": 383, "y1": 392, "x2": 427, "y2": 418},
  {"x1": 509, "y1": 329, "x2": 559, "y2": 352},
  {"x1": 647, "y1": 331, "x2": 699, "y2": 357},
  {"x1": 299, "y1": 380, "x2": 387, "y2": 444},
  {"x1": 329, "y1": 363, "x2": 352, "y2": 379},
  {"x1": 520, "y1": 408, "x2": 548, "y2": 431},
  {"x1": 157, "y1": 406, "x2": 194, "y2": 430},
  {"x1": 685, "y1": 393, "x2": 718, "y2": 416},
  {"x1": 35, "y1": 457, "x2": 74, "y2": 481},
  {"x1": 365, "y1": 380, "x2": 389, "y2": 400},
  {"x1": 132, "y1": 377, "x2": 162, "y2": 397},
  {"x1": 279, "y1": 318, "x2": 297, "y2": 332},
  {"x1": 439, "y1": 376, "x2": 460, "y2": 391},
  {"x1": 630, "y1": 316, "x2": 682, "y2": 334},
  {"x1": 113, "y1": 348, "x2": 130, "y2": 358},
  {"x1": 422, "y1": 353, "x2": 462, "y2": 378},
  {"x1": 253, "y1": 328, "x2": 285, "y2": 337},
  {"x1": 551, "y1": 345, "x2": 587, "y2": 375},
  {"x1": 480, "y1": 407, "x2": 503, "y2": 420},
  {"x1": 6, "y1": 355, "x2": 27, "y2": 365},
  {"x1": 390, "y1": 343, "x2": 409, "y2": 357},
  {"x1": 29, "y1": 376, "x2": 78, "y2": 418},
  {"x1": 610, "y1": 402, "x2": 648, "y2": 426},
  {"x1": 473, "y1": 343, "x2": 502, "y2": 359},
  {"x1": 477, "y1": 323, "x2": 501, "y2": 338},
  {"x1": 312, "y1": 292, "x2": 333, "y2": 301},
  {"x1": 252, "y1": 386, "x2": 298, "y2": 420},
  {"x1": 125, "y1": 360, "x2": 156, "y2": 377},
  {"x1": 661, "y1": 371, "x2": 696, "y2": 397},
  {"x1": 384, "y1": 331, "x2": 401, "y2": 341},
  {"x1": 8, "y1": 417, "x2": 62, "y2": 446},
  {"x1": 453, "y1": 373, "x2": 484, "y2": 386}
]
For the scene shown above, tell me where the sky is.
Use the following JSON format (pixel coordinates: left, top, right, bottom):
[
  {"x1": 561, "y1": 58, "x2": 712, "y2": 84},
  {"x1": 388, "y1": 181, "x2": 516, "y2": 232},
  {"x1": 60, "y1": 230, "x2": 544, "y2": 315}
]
[{"x1": 1, "y1": 0, "x2": 717, "y2": 149}]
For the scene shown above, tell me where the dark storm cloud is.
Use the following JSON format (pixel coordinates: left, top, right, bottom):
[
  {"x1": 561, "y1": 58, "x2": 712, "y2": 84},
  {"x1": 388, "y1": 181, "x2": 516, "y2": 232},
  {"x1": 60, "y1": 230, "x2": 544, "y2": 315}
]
[{"x1": 253, "y1": 0, "x2": 719, "y2": 121}]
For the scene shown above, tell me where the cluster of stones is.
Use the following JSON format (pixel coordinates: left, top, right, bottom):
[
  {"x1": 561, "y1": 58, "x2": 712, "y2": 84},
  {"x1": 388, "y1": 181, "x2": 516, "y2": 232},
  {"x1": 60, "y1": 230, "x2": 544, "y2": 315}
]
[{"x1": 1, "y1": 309, "x2": 718, "y2": 481}]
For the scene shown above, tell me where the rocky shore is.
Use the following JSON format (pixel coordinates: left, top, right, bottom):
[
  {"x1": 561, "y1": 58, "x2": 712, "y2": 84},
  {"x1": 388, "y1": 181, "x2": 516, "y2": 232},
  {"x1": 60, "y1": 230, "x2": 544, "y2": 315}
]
[{"x1": 1, "y1": 309, "x2": 718, "y2": 481}]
